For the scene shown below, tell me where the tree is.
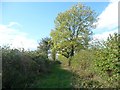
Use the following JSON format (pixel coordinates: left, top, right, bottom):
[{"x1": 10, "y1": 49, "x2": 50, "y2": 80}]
[
  {"x1": 50, "y1": 3, "x2": 98, "y2": 66},
  {"x1": 37, "y1": 37, "x2": 51, "y2": 58}
]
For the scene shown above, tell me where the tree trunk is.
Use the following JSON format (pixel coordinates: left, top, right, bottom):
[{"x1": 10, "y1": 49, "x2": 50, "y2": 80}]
[
  {"x1": 68, "y1": 45, "x2": 74, "y2": 66},
  {"x1": 52, "y1": 49, "x2": 56, "y2": 61},
  {"x1": 70, "y1": 45, "x2": 74, "y2": 57},
  {"x1": 68, "y1": 58, "x2": 71, "y2": 66}
]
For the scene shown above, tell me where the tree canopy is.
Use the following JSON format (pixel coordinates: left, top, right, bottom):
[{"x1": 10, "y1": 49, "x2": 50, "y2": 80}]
[{"x1": 50, "y1": 3, "x2": 98, "y2": 63}]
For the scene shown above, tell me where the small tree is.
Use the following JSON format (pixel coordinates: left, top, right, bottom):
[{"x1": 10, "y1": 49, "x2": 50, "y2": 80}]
[{"x1": 37, "y1": 37, "x2": 51, "y2": 58}]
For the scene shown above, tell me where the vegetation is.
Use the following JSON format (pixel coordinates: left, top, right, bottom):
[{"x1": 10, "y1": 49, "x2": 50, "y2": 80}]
[
  {"x1": 93, "y1": 33, "x2": 120, "y2": 88},
  {"x1": 50, "y1": 3, "x2": 98, "y2": 66},
  {"x1": 37, "y1": 37, "x2": 51, "y2": 58},
  {"x1": 2, "y1": 46, "x2": 51, "y2": 88},
  {"x1": 1, "y1": 3, "x2": 119, "y2": 89}
]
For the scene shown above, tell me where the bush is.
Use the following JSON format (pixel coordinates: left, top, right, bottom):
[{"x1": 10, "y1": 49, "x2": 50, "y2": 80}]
[
  {"x1": 24, "y1": 50, "x2": 52, "y2": 73},
  {"x1": 58, "y1": 54, "x2": 69, "y2": 67},
  {"x1": 94, "y1": 33, "x2": 120, "y2": 88},
  {"x1": 2, "y1": 47, "x2": 40, "y2": 88},
  {"x1": 70, "y1": 50, "x2": 100, "y2": 88},
  {"x1": 71, "y1": 50, "x2": 95, "y2": 72}
]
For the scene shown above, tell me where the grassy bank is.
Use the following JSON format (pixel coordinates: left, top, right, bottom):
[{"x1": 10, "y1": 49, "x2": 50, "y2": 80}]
[{"x1": 31, "y1": 64, "x2": 73, "y2": 88}]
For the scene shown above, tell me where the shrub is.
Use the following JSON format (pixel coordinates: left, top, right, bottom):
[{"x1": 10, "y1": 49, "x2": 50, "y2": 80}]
[
  {"x1": 94, "y1": 33, "x2": 120, "y2": 88},
  {"x1": 24, "y1": 50, "x2": 52, "y2": 73},
  {"x1": 71, "y1": 50, "x2": 95, "y2": 72},
  {"x1": 58, "y1": 54, "x2": 69, "y2": 67},
  {"x1": 2, "y1": 47, "x2": 39, "y2": 88},
  {"x1": 70, "y1": 50, "x2": 100, "y2": 88}
]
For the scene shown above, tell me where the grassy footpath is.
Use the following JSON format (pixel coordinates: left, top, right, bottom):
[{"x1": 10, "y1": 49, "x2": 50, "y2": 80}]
[{"x1": 30, "y1": 64, "x2": 73, "y2": 88}]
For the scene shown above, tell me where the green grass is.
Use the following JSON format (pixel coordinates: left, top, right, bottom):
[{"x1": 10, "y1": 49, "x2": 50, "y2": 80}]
[{"x1": 30, "y1": 64, "x2": 73, "y2": 88}]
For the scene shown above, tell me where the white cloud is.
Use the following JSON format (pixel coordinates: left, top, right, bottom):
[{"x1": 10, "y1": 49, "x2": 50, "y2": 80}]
[
  {"x1": 95, "y1": 1, "x2": 118, "y2": 32},
  {"x1": 93, "y1": 0, "x2": 118, "y2": 41},
  {"x1": 0, "y1": 22, "x2": 38, "y2": 50},
  {"x1": 109, "y1": 0, "x2": 120, "y2": 2},
  {"x1": 7, "y1": 22, "x2": 22, "y2": 27},
  {"x1": 93, "y1": 29, "x2": 117, "y2": 41}
]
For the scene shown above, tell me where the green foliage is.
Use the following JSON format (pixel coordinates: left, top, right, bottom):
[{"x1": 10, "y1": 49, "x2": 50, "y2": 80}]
[
  {"x1": 94, "y1": 33, "x2": 120, "y2": 88},
  {"x1": 71, "y1": 50, "x2": 94, "y2": 70},
  {"x1": 2, "y1": 47, "x2": 39, "y2": 88},
  {"x1": 1, "y1": 3, "x2": 119, "y2": 88},
  {"x1": 24, "y1": 50, "x2": 51, "y2": 73},
  {"x1": 37, "y1": 37, "x2": 51, "y2": 58},
  {"x1": 57, "y1": 33, "x2": 120, "y2": 88},
  {"x1": 72, "y1": 74, "x2": 103, "y2": 88},
  {"x1": 51, "y1": 48, "x2": 56, "y2": 61},
  {"x1": 69, "y1": 50, "x2": 102, "y2": 88},
  {"x1": 50, "y1": 3, "x2": 98, "y2": 66},
  {"x1": 2, "y1": 46, "x2": 52, "y2": 88},
  {"x1": 58, "y1": 54, "x2": 69, "y2": 67}
]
